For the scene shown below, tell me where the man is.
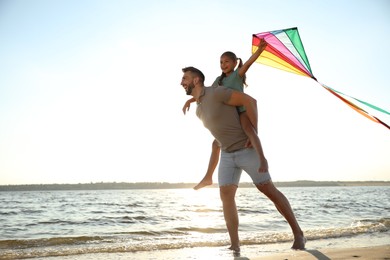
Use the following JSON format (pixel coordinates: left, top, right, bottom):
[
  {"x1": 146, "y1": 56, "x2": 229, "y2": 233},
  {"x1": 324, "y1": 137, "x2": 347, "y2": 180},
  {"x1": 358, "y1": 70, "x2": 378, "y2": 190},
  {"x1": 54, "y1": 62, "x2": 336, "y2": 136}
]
[{"x1": 180, "y1": 66, "x2": 306, "y2": 252}]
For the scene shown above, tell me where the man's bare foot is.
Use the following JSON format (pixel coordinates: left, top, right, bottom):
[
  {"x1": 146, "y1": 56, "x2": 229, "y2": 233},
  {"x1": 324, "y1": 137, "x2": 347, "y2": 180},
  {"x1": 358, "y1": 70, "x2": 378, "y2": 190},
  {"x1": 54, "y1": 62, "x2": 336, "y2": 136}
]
[
  {"x1": 229, "y1": 245, "x2": 241, "y2": 257},
  {"x1": 228, "y1": 245, "x2": 240, "y2": 253},
  {"x1": 291, "y1": 235, "x2": 306, "y2": 250},
  {"x1": 193, "y1": 178, "x2": 212, "y2": 190}
]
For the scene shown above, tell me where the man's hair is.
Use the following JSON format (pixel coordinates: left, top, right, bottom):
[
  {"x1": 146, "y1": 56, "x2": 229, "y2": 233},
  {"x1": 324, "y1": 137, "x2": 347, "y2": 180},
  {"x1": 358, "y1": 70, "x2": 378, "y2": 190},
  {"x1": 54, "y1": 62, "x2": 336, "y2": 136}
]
[{"x1": 182, "y1": 66, "x2": 205, "y2": 84}]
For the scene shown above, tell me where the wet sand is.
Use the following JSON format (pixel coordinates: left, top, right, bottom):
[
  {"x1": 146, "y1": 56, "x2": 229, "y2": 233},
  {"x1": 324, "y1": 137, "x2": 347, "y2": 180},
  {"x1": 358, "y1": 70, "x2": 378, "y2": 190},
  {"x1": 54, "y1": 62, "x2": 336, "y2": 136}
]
[
  {"x1": 254, "y1": 245, "x2": 390, "y2": 259},
  {"x1": 42, "y1": 244, "x2": 389, "y2": 259}
]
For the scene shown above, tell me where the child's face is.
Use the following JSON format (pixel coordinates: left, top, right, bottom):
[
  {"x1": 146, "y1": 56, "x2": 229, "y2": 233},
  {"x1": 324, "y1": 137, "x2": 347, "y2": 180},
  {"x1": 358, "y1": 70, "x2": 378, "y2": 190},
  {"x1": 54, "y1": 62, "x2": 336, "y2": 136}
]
[{"x1": 220, "y1": 55, "x2": 236, "y2": 74}]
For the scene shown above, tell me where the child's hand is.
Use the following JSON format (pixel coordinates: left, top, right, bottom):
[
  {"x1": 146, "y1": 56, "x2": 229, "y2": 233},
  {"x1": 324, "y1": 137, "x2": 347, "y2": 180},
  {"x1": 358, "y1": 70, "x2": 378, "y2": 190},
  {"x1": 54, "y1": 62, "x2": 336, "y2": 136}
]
[
  {"x1": 258, "y1": 157, "x2": 268, "y2": 173},
  {"x1": 257, "y1": 38, "x2": 267, "y2": 52},
  {"x1": 182, "y1": 100, "x2": 191, "y2": 115},
  {"x1": 244, "y1": 138, "x2": 253, "y2": 148}
]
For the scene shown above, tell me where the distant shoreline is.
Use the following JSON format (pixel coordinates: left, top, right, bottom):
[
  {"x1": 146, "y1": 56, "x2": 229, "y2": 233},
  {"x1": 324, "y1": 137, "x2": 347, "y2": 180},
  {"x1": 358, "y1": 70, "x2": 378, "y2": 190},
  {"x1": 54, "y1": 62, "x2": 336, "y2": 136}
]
[{"x1": 0, "y1": 180, "x2": 389, "y2": 191}]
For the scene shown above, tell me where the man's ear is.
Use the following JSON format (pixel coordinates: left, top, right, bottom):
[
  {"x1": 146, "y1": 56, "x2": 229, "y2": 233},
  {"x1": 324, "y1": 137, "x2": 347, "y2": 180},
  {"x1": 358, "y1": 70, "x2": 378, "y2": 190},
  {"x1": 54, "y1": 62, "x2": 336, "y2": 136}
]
[{"x1": 193, "y1": 77, "x2": 199, "y2": 85}]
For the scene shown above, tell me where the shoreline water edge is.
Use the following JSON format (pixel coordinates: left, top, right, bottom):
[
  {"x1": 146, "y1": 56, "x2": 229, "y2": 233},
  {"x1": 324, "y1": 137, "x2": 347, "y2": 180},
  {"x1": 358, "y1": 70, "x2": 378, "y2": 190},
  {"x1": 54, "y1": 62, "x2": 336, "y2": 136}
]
[{"x1": 1, "y1": 186, "x2": 389, "y2": 259}]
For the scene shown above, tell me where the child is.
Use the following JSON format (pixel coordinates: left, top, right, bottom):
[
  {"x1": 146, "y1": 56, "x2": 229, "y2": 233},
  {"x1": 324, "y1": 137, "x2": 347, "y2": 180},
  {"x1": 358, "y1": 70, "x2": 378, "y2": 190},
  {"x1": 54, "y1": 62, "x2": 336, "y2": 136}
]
[{"x1": 183, "y1": 38, "x2": 268, "y2": 190}]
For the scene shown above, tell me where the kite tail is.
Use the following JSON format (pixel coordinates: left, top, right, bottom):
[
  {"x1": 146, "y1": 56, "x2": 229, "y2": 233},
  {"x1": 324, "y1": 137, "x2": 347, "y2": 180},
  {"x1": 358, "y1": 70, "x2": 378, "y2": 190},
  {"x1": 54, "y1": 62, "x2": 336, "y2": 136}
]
[
  {"x1": 372, "y1": 116, "x2": 390, "y2": 130},
  {"x1": 314, "y1": 80, "x2": 390, "y2": 130}
]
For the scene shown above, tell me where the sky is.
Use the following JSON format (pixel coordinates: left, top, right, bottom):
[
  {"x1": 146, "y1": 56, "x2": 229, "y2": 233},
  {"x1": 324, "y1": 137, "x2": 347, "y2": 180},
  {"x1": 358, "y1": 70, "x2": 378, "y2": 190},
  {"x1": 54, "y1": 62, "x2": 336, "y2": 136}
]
[{"x1": 0, "y1": 0, "x2": 389, "y2": 185}]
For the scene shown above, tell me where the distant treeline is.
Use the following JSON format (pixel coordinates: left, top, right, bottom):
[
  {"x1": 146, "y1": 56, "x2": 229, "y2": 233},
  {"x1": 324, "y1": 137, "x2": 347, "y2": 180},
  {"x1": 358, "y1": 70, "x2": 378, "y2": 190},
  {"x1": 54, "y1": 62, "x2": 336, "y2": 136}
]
[{"x1": 0, "y1": 181, "x2": 389, "y2": 191}]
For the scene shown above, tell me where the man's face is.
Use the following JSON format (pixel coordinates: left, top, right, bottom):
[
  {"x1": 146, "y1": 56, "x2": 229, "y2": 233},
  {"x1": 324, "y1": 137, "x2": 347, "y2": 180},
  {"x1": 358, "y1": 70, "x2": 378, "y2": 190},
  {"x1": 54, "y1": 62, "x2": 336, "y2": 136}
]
[{"x1": 181, "y1": 72, "x2": 195, "y2": 96}]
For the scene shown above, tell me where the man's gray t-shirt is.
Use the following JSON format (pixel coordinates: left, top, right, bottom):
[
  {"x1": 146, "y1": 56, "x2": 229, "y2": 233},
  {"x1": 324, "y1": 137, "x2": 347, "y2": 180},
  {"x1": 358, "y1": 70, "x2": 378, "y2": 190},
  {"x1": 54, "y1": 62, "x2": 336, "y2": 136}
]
[{"x1": 196, "y1": 86, "x2": 247, "y2": 152}]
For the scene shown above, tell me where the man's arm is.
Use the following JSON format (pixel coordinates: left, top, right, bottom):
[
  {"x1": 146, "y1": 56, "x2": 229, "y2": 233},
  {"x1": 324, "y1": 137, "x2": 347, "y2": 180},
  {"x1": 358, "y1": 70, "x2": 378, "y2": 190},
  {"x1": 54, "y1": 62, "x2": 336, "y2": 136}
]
[{"x1": 224, "y1": 91, "x2": 258, "y2": 132}]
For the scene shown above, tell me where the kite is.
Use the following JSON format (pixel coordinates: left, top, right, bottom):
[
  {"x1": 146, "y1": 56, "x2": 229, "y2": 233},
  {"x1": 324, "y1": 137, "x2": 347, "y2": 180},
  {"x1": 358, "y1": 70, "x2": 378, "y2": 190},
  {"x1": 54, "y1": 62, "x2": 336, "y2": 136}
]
[{"x1": 252, "y1": 27, "x2": 390, "y2": 130}]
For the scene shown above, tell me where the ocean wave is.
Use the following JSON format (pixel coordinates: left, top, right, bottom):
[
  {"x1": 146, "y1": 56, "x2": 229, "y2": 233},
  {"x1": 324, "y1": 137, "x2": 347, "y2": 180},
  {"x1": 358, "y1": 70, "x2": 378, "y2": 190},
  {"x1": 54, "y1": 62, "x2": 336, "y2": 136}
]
[
  {"x1": 1, "y1": 218, "x2": 389, "y2": 259},
  {"x1": 379, "y1": 218, "x2": 390, "y2": 227},
  {"x1": 174, "y1": 227, "x2": 226, "y2": 234},
  {"x1": 0, "y1": 211, "x2": 19, "y2": 216},
  {"x1": 193, "y1": 208, "x2": 221, "y2": 213},
  {"x1": 0, "y1": 236, "x2": 104, "y2": 250}
]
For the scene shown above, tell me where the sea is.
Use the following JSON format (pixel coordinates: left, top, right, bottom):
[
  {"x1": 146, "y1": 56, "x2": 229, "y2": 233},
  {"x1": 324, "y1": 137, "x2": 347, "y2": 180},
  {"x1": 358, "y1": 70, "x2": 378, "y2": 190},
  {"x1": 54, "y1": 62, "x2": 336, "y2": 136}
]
[{"x1": 1, "y1": 185, "x2": 389, "y2": 259}]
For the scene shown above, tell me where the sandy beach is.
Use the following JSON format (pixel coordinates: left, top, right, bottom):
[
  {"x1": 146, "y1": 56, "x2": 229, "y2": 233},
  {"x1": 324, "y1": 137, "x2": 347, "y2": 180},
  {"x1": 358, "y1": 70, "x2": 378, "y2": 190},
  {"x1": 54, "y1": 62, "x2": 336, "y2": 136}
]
[
  {"x1": 148, "y1": 245, "x2": 390, "y2": 260},
  {"x1": 124, "y1": 233, "x2": 390, "y2": 260},
  {"x1": 254, "y1": 245, "x2": 390, "y2": 259},
  {"x1": 43, "y1": 241, "x2": 389, "y2": 259}
]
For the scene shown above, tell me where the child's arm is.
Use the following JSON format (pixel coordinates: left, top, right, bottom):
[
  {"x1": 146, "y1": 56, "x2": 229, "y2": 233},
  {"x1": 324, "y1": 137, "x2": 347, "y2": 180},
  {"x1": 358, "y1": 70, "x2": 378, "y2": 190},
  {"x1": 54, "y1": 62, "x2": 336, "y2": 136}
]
[
  {"x1": 238, "y1": 38, "x2": 267, "y2": 78},
  {"x1": 182, "y1": 97, "x2": 196, "y2": 114},
  {"x1": 226, "y1": 90, "x2": 258, "y2": 132}
]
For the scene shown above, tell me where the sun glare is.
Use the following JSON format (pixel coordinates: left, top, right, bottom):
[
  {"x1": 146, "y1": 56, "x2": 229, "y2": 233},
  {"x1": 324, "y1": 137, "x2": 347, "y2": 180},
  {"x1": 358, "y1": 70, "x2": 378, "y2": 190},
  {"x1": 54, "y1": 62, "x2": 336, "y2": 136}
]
[{"x1": 176, "y1": 188, "x2": 223, "y2": 229}]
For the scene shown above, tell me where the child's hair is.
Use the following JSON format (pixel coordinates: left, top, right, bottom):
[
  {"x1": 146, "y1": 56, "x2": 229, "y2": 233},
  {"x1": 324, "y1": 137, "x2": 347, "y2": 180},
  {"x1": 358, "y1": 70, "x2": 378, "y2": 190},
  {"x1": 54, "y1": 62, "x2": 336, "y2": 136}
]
[{"x1": 218, "y1": 51, "x2": 247, "y2": 87}]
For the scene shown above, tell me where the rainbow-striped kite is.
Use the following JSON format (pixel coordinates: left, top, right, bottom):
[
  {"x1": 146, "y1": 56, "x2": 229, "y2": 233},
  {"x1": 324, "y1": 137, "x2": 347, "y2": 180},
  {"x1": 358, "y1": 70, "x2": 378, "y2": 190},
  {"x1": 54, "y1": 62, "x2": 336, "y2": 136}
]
[{"x1": 252, "y1": 27, "x2": 390, "y2": 130}]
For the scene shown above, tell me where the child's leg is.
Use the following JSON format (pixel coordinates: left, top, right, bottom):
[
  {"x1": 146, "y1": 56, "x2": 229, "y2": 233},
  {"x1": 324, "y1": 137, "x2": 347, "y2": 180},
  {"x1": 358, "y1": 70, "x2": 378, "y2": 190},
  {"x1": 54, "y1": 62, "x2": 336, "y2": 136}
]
[
  {"x1": 193, "y1": 175, "x2": 213, "y2": 190},
  {"x1": 194, "y1": 139, "x2": 221, "y2": 190},
  {"x1": 239, "y1": 112, "x2": 268, "y2": 173}
]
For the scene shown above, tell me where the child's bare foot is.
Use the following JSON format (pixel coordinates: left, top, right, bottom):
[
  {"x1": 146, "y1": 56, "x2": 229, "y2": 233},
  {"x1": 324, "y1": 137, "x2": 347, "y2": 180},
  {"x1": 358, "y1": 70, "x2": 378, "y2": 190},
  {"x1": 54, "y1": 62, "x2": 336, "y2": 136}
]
[{"x1": 193, "y1": 177, "x2": 212, "y2": 190}]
